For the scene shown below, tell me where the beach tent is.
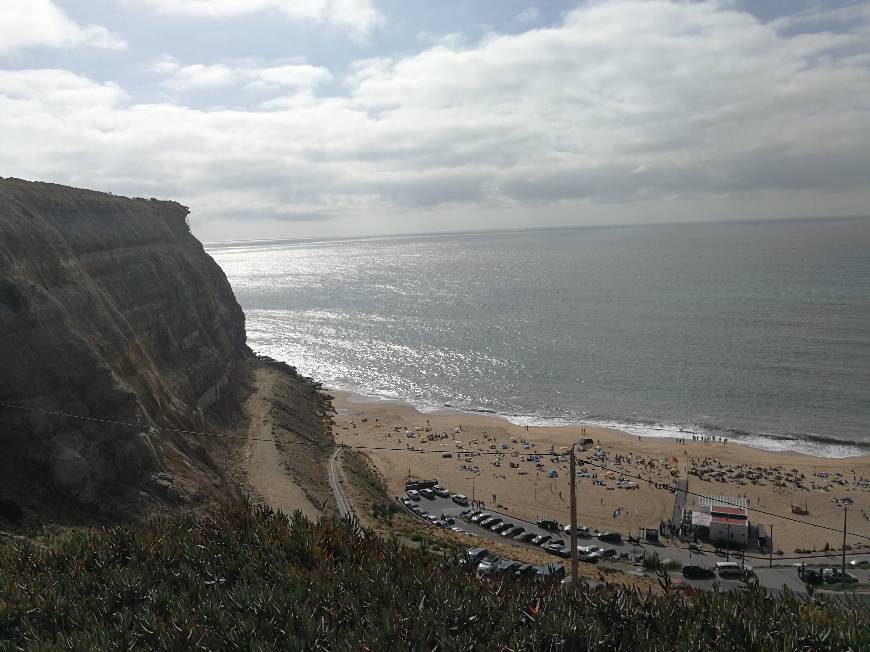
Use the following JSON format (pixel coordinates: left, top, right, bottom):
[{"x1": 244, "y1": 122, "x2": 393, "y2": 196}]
[{"x1": 547, "y1": 469, "x2": 558, "y2": 478}]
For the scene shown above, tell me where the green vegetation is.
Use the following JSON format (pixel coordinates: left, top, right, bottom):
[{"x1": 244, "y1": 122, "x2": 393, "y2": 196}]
[{"x1": 0, "y1": 503, "x2": 866, "y2": 650}]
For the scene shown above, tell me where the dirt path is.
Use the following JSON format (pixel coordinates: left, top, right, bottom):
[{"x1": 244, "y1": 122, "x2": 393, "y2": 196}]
[
  {"x1": 328, "y1": 448, "x2": 353, "y2": 518},
  {"x1": 244, "y1": 366, "x2": 320, "y2": 520}
]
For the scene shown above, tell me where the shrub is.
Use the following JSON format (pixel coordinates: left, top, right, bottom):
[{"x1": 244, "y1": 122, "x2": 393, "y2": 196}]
[{"x1": 0, "y1": 503, "x2": 865, "y2": 650}]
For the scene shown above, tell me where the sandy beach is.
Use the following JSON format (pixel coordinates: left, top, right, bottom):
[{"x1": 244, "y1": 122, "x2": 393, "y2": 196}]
[{"x1": 332, "y1": 391, "x2": 870, "y2": 554}]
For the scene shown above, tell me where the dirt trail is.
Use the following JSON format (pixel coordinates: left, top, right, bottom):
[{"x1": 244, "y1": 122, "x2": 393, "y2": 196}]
[{"x1": 244, "y1": 366, "x2": 320, "y2": 520}]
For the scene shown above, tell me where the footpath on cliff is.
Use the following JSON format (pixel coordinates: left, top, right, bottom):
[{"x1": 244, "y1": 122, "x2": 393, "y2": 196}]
[{"x1": 243, "y1": 360, "x2": 338, "y2": 520}]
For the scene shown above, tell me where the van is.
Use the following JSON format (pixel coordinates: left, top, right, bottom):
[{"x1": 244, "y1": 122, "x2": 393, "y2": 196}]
[{"x1": 716, "y1": 561, "x2": 752, "y2": 577}]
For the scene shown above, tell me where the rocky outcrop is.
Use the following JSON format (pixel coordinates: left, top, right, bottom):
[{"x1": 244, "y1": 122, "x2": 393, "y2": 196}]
[{"x1": 0, "y1": 178, "x2": 253, "y2": 523}]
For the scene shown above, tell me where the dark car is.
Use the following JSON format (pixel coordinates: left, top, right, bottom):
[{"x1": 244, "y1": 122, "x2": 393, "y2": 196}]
[
  {"x1": 514, "y1": 563, "x2": 537, "y2": 577},
  {"x1": 466, "y1": 547, "x2": 489, "y2": 563},
  {"x1": 682, "y1": 565, "x2": 715, "y2": 579},
  {"x1": 420, "y1": 488, "x2": 436, "y2": 500},
  {"x1": 495, "y1": 559, "x2": 522, "y2": 574},
  {"x1": 545, "y1": 544, "x2": 572, "y2": 558},
  {"x1": 471, "y1": 512, "x2": 490, "y2": 523},
  {"x1": 598, "y1": 531, "x2": 622, "y2": 543},
  {"x1": 480, "y1": 516, "x2": 501, "y2": 528},
  {"x1": 492, "y1": 522, "x2": 512, "y2": 532},
  {"x1": 549, "y1": 539, "x2": 565, "y2": 547},
  {"x1": 535, "y1": 564, "x2": 566, "y2": 581},
  {"x1": 537, "y1": 518, "x2": 560, "y2": 531},
  {"x1": 531, "y1": 534, "x2": 552, "y2": 546},
  {"x1": 517, "y1": 532, "x2": 538, "y2": 543},
  {"x1": 502, "y1": 526, "x2": 525, "y2": 538}
]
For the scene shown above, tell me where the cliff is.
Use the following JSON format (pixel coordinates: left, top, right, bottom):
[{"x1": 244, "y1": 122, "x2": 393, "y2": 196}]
[{"x1": 0, "y1": 178, "x2": 259, "y2": 523}]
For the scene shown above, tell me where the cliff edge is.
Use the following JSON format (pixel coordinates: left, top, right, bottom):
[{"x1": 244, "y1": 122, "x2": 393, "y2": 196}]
[{"x1": 0, "y1": 178, "x2": 330, "y2": 524}]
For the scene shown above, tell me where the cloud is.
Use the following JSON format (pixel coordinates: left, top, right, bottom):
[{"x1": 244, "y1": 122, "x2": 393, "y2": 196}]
[
  {"x1": 0, "y1": 0, "x2": 126, "y2": 54},
  {"x1": 146, "y1": 56, "x2": 332, "y2": 91},
  {"x1": 1, "y1": 0, "x2": 869, "y2": 238},
  {"x1": 126, "y1": 0, "x2": 381, "y2": 40}
]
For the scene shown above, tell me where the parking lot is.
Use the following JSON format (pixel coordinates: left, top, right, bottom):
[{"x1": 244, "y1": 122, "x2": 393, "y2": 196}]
[{"x1": 399, "y1": 483, "x2": 870, "y2": 596}]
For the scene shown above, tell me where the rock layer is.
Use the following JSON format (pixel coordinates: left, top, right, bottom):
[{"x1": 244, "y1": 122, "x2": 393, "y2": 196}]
[{"x1": 0, "y1": 178, "x2": 251, "y2": 523}]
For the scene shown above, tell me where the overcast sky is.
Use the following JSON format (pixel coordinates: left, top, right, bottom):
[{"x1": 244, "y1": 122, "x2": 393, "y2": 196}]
[{"x1": 1, "y1": 1, "x2": 869, "y2": 241}]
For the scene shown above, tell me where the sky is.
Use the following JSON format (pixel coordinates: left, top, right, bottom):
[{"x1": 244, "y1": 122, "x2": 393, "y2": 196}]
[{"x1": 1, "y1": 1, "x2": 869, "y2": 241}]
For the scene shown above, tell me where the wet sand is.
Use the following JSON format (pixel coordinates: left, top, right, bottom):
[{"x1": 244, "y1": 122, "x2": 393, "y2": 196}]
[{"x1": 331, "y1": 391, "x2": 870, "y2": 553}]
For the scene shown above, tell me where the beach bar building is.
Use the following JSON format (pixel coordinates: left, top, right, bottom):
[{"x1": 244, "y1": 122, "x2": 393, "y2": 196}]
[{"x1": 690, "y1": 495, "x2": 750, "y2": 546}]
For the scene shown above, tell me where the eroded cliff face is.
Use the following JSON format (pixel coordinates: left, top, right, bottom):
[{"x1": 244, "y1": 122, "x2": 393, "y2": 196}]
[{"x1": 0, "y1": 178, "x2": 251, "y2": 523}]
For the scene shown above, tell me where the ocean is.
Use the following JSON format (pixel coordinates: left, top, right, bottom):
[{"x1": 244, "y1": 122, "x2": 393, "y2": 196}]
[{"x1": 208, "y1": 217, "x2": 870, "y2": 458}]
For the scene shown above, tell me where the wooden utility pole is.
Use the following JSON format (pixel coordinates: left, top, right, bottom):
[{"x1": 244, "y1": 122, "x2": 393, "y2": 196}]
[
  {"x1": 842, "y1": 506, "x2": 847, "y2": 575},
  {"x1": 769, "y1": 524, "x2": 773, "y2": 568},
  {"x1": 570, "y1": 442, "x2": 578, "y2": 584}
]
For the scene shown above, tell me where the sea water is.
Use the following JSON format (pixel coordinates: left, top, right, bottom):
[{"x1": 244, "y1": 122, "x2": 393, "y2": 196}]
[{"x1": 209, "y1": 218, "x2": 870, "y2": 458}]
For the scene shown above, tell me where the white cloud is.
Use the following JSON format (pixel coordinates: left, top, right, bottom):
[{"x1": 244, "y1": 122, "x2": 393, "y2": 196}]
[
  {"x1": 127, "y1": 0, "x2": 381, "y2": 40},
  {"x1": 147, "y1": 55, "x2": 332, "y2": 92},
  {"x1": 0, "y1": 0, "x2": 125, "y2": 54},
  {"x1": 1, "y1": 1, "x2": 869, "y2": 239}
]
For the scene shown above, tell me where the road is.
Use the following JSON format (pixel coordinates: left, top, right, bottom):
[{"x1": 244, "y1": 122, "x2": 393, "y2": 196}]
[
  {"x1": 400, "y1": 488, "x2": 870, "y2": 596},
  {"x1": 329, "y1": 447, "x2": 353, "y2": 519}
]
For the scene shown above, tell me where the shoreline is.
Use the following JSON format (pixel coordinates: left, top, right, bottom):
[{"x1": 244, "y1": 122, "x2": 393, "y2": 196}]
[
  {"x1": 329, "y1": 386, "x2": 869, "y2": 461},
  {"x1": 329, "y1": 388, "x2": 870, "y2": 553}
]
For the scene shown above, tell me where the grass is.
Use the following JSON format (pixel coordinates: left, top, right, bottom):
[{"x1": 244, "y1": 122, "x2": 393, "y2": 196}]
[{"x1": 0, "y1": 502, "x2": 866, "y2": 650}]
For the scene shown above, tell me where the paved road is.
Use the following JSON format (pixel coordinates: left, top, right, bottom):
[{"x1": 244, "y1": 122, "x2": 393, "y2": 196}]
[
  {"x1": 329, "y1": 447, "x2": 353, "y2": 519},
  {"x1": 400, "y1": 488, "x2": 870, "y2": 596}
]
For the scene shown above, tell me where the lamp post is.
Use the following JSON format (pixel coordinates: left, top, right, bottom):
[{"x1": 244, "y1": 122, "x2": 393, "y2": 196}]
[
  {"x1": 466, "y1": 476, "x2": 475, "y2": 504},
  {"x1": 570, "y1": 440, "x2": 581, "y2": 585}
]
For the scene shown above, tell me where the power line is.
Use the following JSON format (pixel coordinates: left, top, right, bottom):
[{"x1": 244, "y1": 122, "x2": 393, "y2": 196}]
[{"x1": 2, "y1": 400, "x2": 868, "y2": 541}]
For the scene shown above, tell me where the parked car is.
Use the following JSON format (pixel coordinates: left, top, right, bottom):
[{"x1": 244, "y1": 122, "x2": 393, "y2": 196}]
[
  {"x1": 598, "y1": 531, "x2": 622, "y2": 543},
  {"x1": 514, "y1": 563, "x2": 537, "y2": 577},
  {"x1": 495, "y1": 559, "x2": 522, "y2": 574},
  {"x1": 426, "y1": 514, "x2": 439, "y2": 524},
  {"x1": 535, "y1": 564, "x2": 566, "y2": 581},
  {"x1": 531, "y1": 534, "x2": 552, "y2": 546},
  {"x1": 577, "y1": 545, "x2": 601, "y2": 555},
  {"x1": 465, "y1": 547, "x2": 489, "y2": 563},
  {"x1": 420, "y1": 488, "x2": 436, "y2": 500},
  {"x1": 586, "y1": 548, "x2": 616, "y2": 562},
  {"x1": 537, "y1": 518, "x2": 560, "y2": 531},
  {"x1": 849, "y1": 558, "x2": 870, "y2": 568},
  {"x1": 502, "y1": 526, "x2": 525, "y2": 538},
  {"x1": 822, "y1": 568, "x2": 858, "y2": 584},
  {"x1": 434, "y1": 486, "x2": 450, "y2": 498},
  {"x1": 492, "y1": 522, "x2": 513, "y2": 533},
  {"x1": 517, "y1": 532, "x2": 538, "y2": 543},
  {"x1": 450, "y1": 526, "x2": 465, "y2": 534},
  {"x1": 682, "y1": 565, "x2": 715, "y2": 579},
  {"x1": 470, "y1": 512, "x2": 490, "y2": 523},
  {"x1": 549, "y1": 539, "x2": 565, "y2": 547},
  {"x1": 477, "y1": 557, "x2": 500, "y2": 576},
  {"x1": 452, "y1": 494, "x2": 469, "y2": 506},
  {"x1": 480, "y1": 516, "x2": 500, "y2": 527},
  {"x1": 545, "y1": 544, "x2": 571, "y2": 558},
  {"x1": 563, "y1": 525, "x2": 591, "y2": 537},
  {"x1": 688, "y1": 543, "x2": 703, "y2": 553},
  {"x1": 406, "y1": 489, "x2": 421, "y2": 501}
]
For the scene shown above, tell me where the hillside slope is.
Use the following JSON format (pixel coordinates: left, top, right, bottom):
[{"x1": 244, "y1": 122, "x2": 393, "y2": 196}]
[
  {"x1": 0, "y1": 503, "x2": 864, "y2": 650},
  {"x1": 0, "y1": 178, "x2": 329, "y2": 524}
]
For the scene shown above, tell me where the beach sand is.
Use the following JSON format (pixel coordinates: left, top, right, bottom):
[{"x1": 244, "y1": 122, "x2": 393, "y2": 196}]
[{"x1": 331, "y1": 391, "x2": 870, "y2": 554}]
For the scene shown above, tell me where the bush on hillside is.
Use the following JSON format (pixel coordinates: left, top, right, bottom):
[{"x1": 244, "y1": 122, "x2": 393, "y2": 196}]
[{"x1": 0, "y1": 503, "x2": 865, "y2": 650}]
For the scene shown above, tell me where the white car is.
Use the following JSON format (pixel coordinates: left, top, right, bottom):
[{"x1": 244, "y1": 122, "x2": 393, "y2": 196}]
[{"x1": 451, "y1": 493, "x2": 469, "y2": 506}]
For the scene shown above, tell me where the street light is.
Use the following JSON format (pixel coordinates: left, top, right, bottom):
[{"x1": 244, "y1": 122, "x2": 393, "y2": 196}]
[
  {"x1": 465, "y1": 476, "x2": 476, "y2": 505},
  {"x1": 569, "y1": 440, "x2": 583, "y2": 585}
]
